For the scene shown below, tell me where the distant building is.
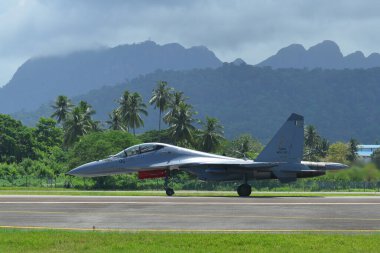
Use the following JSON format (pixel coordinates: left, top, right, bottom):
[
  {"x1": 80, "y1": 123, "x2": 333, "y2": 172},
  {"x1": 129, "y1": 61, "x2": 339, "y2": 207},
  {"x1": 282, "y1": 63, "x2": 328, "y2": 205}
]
[{"x1": 356, "y1": 145, "x2": 380, "y2": 161}]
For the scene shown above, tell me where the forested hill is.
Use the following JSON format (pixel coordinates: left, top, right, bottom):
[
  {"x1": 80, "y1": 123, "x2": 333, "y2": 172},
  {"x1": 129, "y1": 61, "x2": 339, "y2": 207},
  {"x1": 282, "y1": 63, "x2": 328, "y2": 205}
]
[
  {"x1": 13, "y1": 64, "x2": 380, "y2": 143},
  {"x1": 0, "y1": 41, "x2": 222, "y2": 114}
]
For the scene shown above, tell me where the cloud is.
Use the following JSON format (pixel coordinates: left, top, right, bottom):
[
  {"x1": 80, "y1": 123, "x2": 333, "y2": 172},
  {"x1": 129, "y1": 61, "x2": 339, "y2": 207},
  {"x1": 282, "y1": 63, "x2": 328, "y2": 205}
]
[{"x1": 1, "y1": 0, "x2": 380, "y2": 86}]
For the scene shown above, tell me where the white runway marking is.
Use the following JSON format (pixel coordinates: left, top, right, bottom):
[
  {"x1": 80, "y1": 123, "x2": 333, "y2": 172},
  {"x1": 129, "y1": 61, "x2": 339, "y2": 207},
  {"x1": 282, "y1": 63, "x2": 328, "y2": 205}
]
[
  {"x1": 0, "y1": 210, "x2": 65, "y2": 214},
  {"x1": 3, "y1": 210, "x2": 378, "y2": 221}
]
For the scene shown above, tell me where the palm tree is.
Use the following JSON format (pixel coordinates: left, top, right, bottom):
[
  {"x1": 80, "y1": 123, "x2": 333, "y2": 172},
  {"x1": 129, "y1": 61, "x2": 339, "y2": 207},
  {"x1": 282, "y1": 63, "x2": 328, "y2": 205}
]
[
  {"x1": 77, "y1": 101, "x2": 95, "y2": 119},
  {"x1": 127, "y1": 92, "x2": 148, "y2": 135},
  {"x1": 199, "y1": 117, "x2": 224, "y2": 152},
  {"x1": 77, "y1": 100, "x2": 98, "y2": 130},
  {"x1": 305, "y1": 125, "x2": 319, "y2": 148},
  {"x1": 149, "y1": 81, "x2": 173, "y2": 131},
  {"x1": 226, "y1": 134, "x2": 263, "y2": 159},
  {"x1": 51, "y1": 95, "x2": 73, "y2": 123},
  {"x1": 117, "y1": 90, "x2": 131, "y2": 131},
  {"x1": 163, "y1": 91, "x2": 186, "y2": 125},
  {"x1": 63, "y1": 107, "x2": 93, "y2": 146},
  {"x1": 317, "y1": 138, "x2": 330, "y2": 158},
  {"x1": 304, "y1": 125, "x2": 323, "y2": 161},
  {"x1": 106, "y1": 110, "x2": 126, "y2": 131},
  {"x1": 168, "y1": 102, "x2": 196, "y2": 145}
]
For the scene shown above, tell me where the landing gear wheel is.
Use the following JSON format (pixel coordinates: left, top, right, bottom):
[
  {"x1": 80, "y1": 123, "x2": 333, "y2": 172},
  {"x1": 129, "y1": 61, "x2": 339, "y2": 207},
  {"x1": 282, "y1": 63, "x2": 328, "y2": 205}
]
[
  {"x1": 165, "y1": 188, "x2": 175, "y2": 196},
  {"x1": 237, "y1": 184, "x2": 252, "y2": 197},
  {"x1": 164, "y1": 169, "x2": 175, "y2": 196}
]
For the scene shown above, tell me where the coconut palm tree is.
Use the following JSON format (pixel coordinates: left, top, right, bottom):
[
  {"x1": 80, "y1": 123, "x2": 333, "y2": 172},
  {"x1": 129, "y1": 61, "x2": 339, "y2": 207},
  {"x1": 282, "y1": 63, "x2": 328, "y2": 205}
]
[
  {"x1": 305, "y1": 125, "x2": 319, "y2": 148},
  {"x1": 317, "y1": 138, "x2": 330, "y2": 158},
  {"x1": 117, "y1": 90, "x2": 131, "y2": 131},
  {"x1": 77, "y1": 100, "x2": 99, "y2": 130},
  {"x1": 127, "y1": 92, "x2": 148, "y2": 135},
  {"x1": 198, "y1": 117, "x2": 224, "y2": 152},
  {"x1": 77, "y1": 101, "x2": 95, "y2": 119},
  {"x1": 304, "y1": 125, "x2": 323, "y2": 161},
  {"x1": 168, "y1": 102, "x2": 196, "y2": 145},
  {"x1": 163, "y1": 91, "x2": 186, "y2": 125},
  {"x1": 63, "y1": 107, "x2": 93, "y2": 146},
  {"x1": 224, "y1": 134, "x2": 263, "y2": 159},
  {"x1": 51, "y1": 95, "x2": 73, "y2": 123},
  {"x1": 149, "y1": 81, "x2": 173, "y2": 131},
  {"x1": 106, "y1": 110, "x2": 126, "y2": 131}
]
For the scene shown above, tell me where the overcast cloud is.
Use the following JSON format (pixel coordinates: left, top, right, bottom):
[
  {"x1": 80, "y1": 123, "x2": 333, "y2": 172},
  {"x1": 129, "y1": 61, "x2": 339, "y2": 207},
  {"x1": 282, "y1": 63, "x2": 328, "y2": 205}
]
[{"x1": 1, "y1": 0, "x2": 380, "y2": 86}]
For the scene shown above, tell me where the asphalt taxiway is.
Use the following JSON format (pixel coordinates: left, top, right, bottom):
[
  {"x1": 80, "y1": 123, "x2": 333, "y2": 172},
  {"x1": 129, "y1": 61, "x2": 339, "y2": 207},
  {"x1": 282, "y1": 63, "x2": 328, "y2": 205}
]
[{"x1": 0, "y1": 195, "x2": 379, "y2": 232}]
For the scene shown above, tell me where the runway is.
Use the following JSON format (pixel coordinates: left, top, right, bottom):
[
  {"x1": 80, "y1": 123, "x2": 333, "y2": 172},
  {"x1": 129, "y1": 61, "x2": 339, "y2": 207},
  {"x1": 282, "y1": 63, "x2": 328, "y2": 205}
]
[{"x1": 0, "y1": 195, "x2": 379, "y2": 232}]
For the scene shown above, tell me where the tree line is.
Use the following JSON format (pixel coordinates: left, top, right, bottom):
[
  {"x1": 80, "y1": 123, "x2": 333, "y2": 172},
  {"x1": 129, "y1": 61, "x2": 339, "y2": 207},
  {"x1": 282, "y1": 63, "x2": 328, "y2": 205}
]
[{"x1": 52, "y1": 81, "x2": 226, "y2": 153}]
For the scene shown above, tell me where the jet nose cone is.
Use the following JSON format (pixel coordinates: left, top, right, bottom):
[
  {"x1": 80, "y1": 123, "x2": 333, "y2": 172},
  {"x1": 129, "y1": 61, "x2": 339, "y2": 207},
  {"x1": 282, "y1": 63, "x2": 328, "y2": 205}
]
[
  {"x1": 67, "y1": 165, "x2": 85, "y2": 176},
  {"x1": 66, "y1": 161, "x2": 98, "y2": 177},
  {"x1": 66, "y1": 167, "x2": 81, "y2": 176}
]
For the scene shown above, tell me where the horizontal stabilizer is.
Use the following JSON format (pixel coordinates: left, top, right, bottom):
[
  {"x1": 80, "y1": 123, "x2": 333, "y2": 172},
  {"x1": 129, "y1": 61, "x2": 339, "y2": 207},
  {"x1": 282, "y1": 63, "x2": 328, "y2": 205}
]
[{"x1": 301, "y1": 161, "x2": 348, "y2": 170}]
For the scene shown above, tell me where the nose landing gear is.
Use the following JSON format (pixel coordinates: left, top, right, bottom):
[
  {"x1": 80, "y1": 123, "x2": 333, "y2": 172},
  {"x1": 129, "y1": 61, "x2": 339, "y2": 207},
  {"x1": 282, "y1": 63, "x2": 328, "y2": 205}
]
[
  {"x1": 164, "y1": 169, "x2": 175, "y2": 196},
  {"x1": 165, "y1": 187, "x2": 175, "y2": 196}
]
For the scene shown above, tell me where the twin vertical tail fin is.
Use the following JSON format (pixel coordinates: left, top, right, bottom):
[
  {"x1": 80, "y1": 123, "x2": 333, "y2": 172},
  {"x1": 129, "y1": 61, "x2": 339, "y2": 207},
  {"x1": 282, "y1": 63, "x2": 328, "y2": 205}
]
[{"x1": 256, "y1": 113, "x2": 304, "y2": 163}]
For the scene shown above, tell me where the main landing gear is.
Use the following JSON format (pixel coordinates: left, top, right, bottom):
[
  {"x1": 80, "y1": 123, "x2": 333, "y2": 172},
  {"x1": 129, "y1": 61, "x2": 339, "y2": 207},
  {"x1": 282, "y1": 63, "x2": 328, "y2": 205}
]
[
  {"x1": 237, "y1": 184, "x2": 252, "y2": 197},
  {"x1": 237, "y1": 174, "x2": 252, "y2": 197},
  {"x1": 164, "y1": 170, "x2": 175, "y2": 196}
]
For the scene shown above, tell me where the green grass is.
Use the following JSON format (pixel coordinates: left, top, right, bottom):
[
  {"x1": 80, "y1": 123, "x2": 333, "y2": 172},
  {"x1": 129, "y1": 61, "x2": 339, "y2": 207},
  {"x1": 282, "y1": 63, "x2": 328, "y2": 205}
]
[
  {"x1": 0, "y1": 230, "x2": 379, "y2": 253},
  {"x1": 0, "y1": 188, "x2": 379, "y2": 197}
]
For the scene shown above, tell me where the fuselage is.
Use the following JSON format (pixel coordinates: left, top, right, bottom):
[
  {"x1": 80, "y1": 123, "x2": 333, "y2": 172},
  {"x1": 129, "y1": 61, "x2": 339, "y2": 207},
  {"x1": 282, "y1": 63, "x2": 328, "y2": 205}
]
[
  {"x1": 68, "y1": 143, "x2": 251, "y2": 177},
  {"x1": 67, "y1": 142, "x2": 347, "y2": 181}
]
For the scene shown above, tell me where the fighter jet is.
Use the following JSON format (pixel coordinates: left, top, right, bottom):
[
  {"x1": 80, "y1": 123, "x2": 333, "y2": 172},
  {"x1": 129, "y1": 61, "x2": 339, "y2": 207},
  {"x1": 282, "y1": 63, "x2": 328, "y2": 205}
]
[{"x1": 67, "y1": 113, "x2": 348, "y2": 196}]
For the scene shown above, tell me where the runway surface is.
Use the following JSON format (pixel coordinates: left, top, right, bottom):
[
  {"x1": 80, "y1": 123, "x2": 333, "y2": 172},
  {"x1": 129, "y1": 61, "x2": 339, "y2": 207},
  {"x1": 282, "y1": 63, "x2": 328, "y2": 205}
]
[{"x1": 0, "y1": 195, "x2": 379, "y2": 232}]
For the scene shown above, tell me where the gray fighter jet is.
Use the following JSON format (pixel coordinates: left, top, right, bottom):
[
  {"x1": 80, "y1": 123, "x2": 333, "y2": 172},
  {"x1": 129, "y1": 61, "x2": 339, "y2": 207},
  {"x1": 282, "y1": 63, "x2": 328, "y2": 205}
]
[{"x1": 67, "y1": 113, "x2": 348, "y2": 196}]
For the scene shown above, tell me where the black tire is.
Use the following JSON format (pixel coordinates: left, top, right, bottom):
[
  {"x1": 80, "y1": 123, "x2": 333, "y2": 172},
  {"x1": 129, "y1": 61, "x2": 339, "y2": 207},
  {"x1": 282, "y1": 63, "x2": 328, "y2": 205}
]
[
  {"x1": 166, "y1": 188, "x2": 175, "y2": 196},
  {"x1": 237, "y1": 185, "x2": 242, "y2": 195},
  {"x1": 237, "y1": 184, "x2": 252, "y2": 197}
]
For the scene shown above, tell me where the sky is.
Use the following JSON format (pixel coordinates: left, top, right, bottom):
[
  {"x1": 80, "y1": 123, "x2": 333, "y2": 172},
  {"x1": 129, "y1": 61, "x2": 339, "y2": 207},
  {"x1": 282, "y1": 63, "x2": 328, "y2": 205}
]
[{"x1": 1, "y1": 0, "x2": 380, "y2": 86}]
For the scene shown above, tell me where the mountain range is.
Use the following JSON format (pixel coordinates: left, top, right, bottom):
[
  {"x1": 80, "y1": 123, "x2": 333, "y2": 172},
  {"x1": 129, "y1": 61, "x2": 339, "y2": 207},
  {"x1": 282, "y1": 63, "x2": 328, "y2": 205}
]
[
  {"x1": 2, "y1": 40, "x2": 380, "y2": 143},
  {"x1": 0, "y1": 41, "x2": 222, "y2": 114},
  {"x1": 257, "y1": 40, "x2": 380, "y2": 69}
]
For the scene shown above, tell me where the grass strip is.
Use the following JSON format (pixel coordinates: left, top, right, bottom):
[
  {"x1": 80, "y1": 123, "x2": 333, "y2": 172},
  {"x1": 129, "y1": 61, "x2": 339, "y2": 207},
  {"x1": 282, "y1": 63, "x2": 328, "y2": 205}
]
[
  {"x1": 0, "y1": 189, "x2": 379, "y2": 197},
  {"x1": 0, "y1": 229, "x2": 379, "y2": 253}
]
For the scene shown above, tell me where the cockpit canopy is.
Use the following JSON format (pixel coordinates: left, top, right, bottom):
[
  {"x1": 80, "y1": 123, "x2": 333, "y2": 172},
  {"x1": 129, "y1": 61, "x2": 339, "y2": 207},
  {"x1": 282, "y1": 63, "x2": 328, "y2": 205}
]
[{"x1": 113, "y1": 144, "x2": 164, "y2": 158}]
